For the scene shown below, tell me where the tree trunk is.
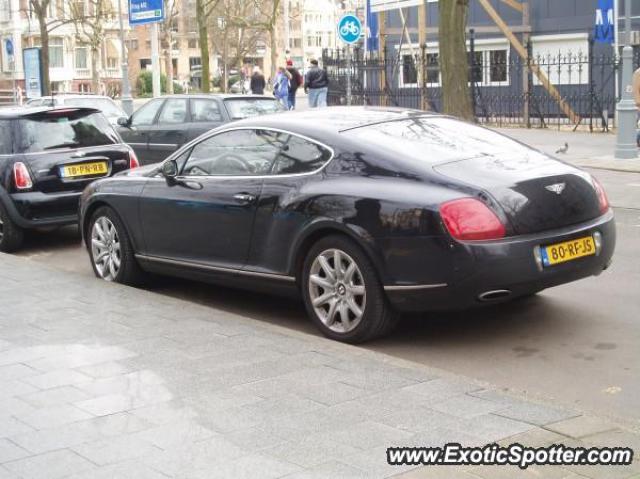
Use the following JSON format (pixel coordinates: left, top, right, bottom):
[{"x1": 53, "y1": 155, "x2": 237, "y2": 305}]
[
  {"x1": 269, "y1": 26, "x2": 277, "y2": 84},
  {"x1": 37, "y1": 14, "x2": 51, "y2": 95},
  {"x1": 439, "y1": 0, "x2": 473, "y2": 121},
  {"x1": 91, "y1": 45, "x2": 100, "y2": 93},
  {"x1": 196, "y1": 0, "x2": 210, "y2": 92},
  {"x1": 166, "y1": 33, "x2": 174, "y2": 94}
]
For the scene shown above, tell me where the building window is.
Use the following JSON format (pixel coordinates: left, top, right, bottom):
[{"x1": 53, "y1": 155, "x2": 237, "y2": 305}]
[
  {"x1": 75, "y1": 47, "x2": 88, "y2": 69},
  {"x1": 49, "y1": 38, "x2": 64, "y2": 68},
  {"x1": 0, "y1": 0, "x2": 11, "y2": 21},
  {"x1": 106, "y1": 57, "x2": 117, "y2": 69},
  {"x1": 188, "y1": 38, "x2": 198, "y2": 49},
  {"x1": 189, "y1": 56, "x2": 201, "y2": 70},
  {"x1": 126, "y1": 39, "x2": 139, "y2": 51},
  {"x1": 140, "y1": 58, "x2": 151, "y2": 70},
  {"x1": 489, "y1": 49, "x2": 507, "y2": 83},
  {"x1": 425, "y1": 53, "x2": 439, "y2": 84},
  {"x1": 401, "y1": 54, "x2": 418, "y2": 86}
]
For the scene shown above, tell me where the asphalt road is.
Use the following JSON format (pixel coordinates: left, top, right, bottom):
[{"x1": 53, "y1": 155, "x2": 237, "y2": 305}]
[{"x1": 13, "y1": 167, "x2": 640, "y2": 430}]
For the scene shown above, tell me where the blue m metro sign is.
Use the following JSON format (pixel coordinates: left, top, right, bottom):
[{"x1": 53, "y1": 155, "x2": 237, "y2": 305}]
[{"x1": 594, "y1": 0, "x2": 614, "y2": 44}]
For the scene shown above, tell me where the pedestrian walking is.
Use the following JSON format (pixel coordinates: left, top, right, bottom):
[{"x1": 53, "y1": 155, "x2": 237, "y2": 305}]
[
  {"x1": 633, "y1": 66, "x2": 640, "y2": 147},
  {"x1": 286, "y1": 59, "x2": 303, "y2": 110},
  {"x1": 250, "y1": 66, "x2": 266, "y2": 95},
  {"x1": 273, "y1": 66, "x2": 291, "y2": 110},
  {"x1": 304, "y1": 59, "x2": 329, "y2": 108}
]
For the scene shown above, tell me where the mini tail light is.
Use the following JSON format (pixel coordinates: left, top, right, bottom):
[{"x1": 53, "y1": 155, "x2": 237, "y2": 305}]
[
  {"x1": 439, "y1": 197, "x2": 506, "y2": 241},
  {"x1": 592, "y1": 177, "x2": 609, "y2": 214},
  {"x1": 128, "y1": 148, "x2": 140, "y2": 169},
  {"x1": 13, "y1": 162, "x2": 33, "y2": 190}
]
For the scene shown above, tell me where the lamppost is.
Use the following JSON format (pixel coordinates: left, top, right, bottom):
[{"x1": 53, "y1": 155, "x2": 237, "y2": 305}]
[
  {"x1": 614, "y1": 0, "x2": 637, "y2": 159},
  {"x1": 118, "y1": 0, "x2": 133, "y2": 115}
]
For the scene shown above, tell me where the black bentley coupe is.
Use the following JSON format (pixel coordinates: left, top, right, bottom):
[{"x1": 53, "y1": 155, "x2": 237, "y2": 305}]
[{"x1": 79, "y1": 107, "x2": 615, "y2": 343}]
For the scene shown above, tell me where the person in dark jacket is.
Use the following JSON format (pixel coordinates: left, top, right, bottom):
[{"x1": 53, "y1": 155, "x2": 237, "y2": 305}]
[
  {"x1": 304, "y1": 59, "x2": 329, "y2": 108},
  {"x1": 250, "y1": 66, "x2": 266, "y2": 95},
  {"x1": 286, "y1": 59, "x2": 303, "y2": 110}
]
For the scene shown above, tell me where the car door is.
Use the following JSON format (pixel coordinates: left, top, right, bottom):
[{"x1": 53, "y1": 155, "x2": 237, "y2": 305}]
[
  {"x1": 247, "y1": 130, "x2": 335, "y2": 275},
  {"x1": 138, "y1": 128, "x2": 282, "y2": 269},
  {"x1": 117, "y1": 98, "x2": 164, "y2": 165},
  {"x1": 146, "y1": 97, "x2": 190, "y2": 164},
  {"x1": 187, "y1": 97, "x2": 225, "y2": 141}
]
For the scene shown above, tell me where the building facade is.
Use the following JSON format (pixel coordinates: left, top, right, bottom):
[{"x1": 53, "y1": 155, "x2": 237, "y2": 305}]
[{"x1": 0, "y1": 0, "x2": 126, "y2": 95}]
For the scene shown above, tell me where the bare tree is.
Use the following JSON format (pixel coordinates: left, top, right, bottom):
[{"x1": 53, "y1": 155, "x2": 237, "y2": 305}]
[
  {"x1": 439, "y1": 0, "x2": 473, "y2": 120},
  {"x1": 24, "y1": 0, "x2": 77, "y2": 95},
  {"x1": 210, "y1": 0, "x2": 265, "y2": 92},
  {"x1": 69, "y1": 0, "x2": 115, "y2": 93},
  {"x1": 252, "y1": 0, "x2": 281, "y2": 81},
  {"x1": 195, "y1": 0, "x2": 221, "y2": 92},
  {"x1": 161, "y1": 0, "x2": 179, "y2": 93}
]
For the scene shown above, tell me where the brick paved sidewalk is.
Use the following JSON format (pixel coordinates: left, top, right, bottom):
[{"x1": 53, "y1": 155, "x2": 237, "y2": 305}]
[{"x1": 0, "y1": 253, "x2": 638, "y2": 479}]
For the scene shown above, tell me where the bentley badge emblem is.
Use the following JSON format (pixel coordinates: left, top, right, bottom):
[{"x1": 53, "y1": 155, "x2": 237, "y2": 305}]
[{"x1": 545, "y1": 182, "x2": 566, "y2": 195}]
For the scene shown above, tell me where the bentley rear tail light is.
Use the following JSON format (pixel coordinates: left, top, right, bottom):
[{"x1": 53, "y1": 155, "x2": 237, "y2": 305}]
[
  {"x1": 592, "y1": 177, "x2": 609, "y2": 214},
  {"x1": 128, "y1": 148, "x2": 140, "y2": 169},
  {"x1": 440, "y1": 197, "x2": 506, "y2": 241},
  {"x1": 13, "y1": 162, "x2": 33, "y2": 190}
]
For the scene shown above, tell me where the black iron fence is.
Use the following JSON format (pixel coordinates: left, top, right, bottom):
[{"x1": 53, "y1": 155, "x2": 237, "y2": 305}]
[{"x1": 322, "y1": 39, "x2": 640, "y2": 131}]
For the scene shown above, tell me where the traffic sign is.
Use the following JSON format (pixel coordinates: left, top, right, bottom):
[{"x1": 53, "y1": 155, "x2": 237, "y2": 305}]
[
  {"x1": 128, "y1": 0, "x2": 164, "y2": 25},
  {"x1": 337, "y1": 14, "x2": 362, "y2": 45}
]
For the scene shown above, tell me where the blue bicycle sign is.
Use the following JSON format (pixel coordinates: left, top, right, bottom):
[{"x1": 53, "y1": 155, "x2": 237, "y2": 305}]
[{"x1": 337, "y1": 14, "x2": 362, "y2": 45}]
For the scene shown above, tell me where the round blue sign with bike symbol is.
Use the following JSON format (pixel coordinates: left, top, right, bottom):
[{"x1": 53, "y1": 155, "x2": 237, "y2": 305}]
[{"x1": 337, "y1": 14, "x2": 362, "y2": 45}]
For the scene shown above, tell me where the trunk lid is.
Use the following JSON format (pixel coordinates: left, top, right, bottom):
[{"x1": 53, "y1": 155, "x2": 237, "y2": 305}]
[
  {"x1": 14, "y1": 108, "x2": 130, "y2": 193},
  {"x1": 434, "y1": 154, "x2": 602, "y2": 235}
]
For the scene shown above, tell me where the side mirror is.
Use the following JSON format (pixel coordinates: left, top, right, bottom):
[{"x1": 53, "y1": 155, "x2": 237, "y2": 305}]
[
  {"x1": 161, "y1": 159, "x2": 179, "y2": 180},
  {"x1": 117, "y1": 116, "x2": 130, "y2": 127}
]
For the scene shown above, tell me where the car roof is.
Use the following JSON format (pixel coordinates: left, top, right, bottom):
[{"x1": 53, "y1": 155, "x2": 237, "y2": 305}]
[
  {"x1": 35, "y1": 94, "x2": 115, "y2": 100},
  {"x1": 227, "y1": 106, "x2": 439, "y2": 135},
  {"x1": 149, "y1": 93, "x2": 275, "y2": 101},
  {"x1": 0, "y1": 106, "x2": 101, "y2": 119}
]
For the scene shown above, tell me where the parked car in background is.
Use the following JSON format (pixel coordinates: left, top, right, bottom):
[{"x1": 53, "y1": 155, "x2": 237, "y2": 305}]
[
  {"x1": 80, "y1": 107, "x2": 615, "y2": 344},
  {"x1": 116, "y1": 94, "x2": 285, "y2": 165},
  {"x1": 24, "y1": 95, "x2": 127, "y2": 126},
  {"x1": 0, "y1": 106, "x2": 138, "y2": 252}
]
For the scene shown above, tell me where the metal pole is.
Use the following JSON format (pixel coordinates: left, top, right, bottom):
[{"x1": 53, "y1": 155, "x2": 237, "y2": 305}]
[
  {"x1": 118, "y1": 0, "x2": 133, "y2": 115},
  {"x1": 151, "y1": 22, "x2": 161, "y2": 97},
  {"x1": 614, "y1": 0, "x2": 637, "y2": 158},
  {"x1": 346, "y1": 45, "x2": 352, "y2": 105}
]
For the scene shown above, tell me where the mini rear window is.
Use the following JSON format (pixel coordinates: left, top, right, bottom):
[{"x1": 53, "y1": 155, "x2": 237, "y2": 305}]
[
  {"x1": 16, "y1": 110, "x2": 119, "y2": 153},
  {"x1": 0, "y1": 120, "x2": 13, "y2": 154}
]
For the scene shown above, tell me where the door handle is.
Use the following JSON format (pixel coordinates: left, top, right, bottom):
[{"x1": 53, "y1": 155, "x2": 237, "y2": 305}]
[{"x1": 233, "y1": 193, "x2": 256, "y2": 204}]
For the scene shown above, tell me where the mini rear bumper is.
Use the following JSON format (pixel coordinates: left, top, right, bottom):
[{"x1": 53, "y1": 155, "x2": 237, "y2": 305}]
[
  {"x1": 2, "y1": 189, "x2": 80, "y2": 229},
  {"x1": 385, "y1": 210, "x2": 616, "y2": 312}
]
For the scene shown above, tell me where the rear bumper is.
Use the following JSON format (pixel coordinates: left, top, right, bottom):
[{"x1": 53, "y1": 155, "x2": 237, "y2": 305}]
[
  {"x1": 3, "y1": 190, "x2": 80, "y2": 229},
  {"x1": 386, "y1": 210, "x2": 616, "y2": 312}
]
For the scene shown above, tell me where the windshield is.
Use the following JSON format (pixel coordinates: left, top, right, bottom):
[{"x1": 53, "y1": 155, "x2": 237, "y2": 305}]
[
  {"x1": 343, "y1": 117, "x2": 540, "y2": 163},
  {"x1": 64, "y1": 98, "x2": 125, "y2": 118},
  {"x1": 223, "y1": 98, "x2": 284, "y2": 119},
  {"x1": 16, "y1": 110, "x2": 119, "y2": 153}
]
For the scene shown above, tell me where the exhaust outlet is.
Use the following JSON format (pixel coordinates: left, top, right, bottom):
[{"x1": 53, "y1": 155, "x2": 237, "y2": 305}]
[{"x1": 478, "y1": 289, "x2": 512, "y2": 302}]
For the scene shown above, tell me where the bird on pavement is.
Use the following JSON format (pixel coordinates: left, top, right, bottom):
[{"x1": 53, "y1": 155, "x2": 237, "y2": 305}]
[{"x1": 555, "y1": 142, "x2": 569, "y2": 154}]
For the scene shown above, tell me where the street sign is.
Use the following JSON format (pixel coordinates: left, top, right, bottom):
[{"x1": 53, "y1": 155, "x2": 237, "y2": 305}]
[
  {"x1": 128, "y1": 0, "x2": 164, "y2": 25},
  {"x1": 23, "y1": 47, "x2": 43, "y2": 99},
  {"x1": 337, "y1": 14, "x2": 362, "y2": 45}
]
